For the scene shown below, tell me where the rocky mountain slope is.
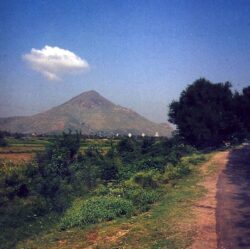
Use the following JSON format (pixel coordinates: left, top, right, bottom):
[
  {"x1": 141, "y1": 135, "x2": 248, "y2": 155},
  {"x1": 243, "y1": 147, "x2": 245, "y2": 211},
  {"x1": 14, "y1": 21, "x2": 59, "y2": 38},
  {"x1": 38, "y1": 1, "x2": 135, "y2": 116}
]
[{"x1": 0, "y1": 91, "x2": 172, "y2": 136}]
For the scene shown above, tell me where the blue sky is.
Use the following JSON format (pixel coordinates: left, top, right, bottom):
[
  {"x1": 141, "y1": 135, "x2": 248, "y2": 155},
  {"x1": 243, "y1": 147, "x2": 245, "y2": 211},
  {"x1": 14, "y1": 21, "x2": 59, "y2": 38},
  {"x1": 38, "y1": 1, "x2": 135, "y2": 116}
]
[{"x1": 1, "y1": 0, "x2": 250, "y2": 122}]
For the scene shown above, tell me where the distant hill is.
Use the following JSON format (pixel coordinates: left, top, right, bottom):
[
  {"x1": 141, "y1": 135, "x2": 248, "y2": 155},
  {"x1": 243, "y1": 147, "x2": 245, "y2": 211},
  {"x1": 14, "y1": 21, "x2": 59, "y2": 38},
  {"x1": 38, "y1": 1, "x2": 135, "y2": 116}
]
[{"x1": 0, "y1": 90, "x2": 172, "y2": 136}]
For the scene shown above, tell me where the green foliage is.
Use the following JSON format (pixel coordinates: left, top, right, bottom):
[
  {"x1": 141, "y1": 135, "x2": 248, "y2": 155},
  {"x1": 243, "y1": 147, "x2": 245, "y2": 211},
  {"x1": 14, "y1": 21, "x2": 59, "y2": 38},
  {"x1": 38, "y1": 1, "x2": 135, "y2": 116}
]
[
  {"x1": 163, "y1": 162, "x2": 191, "y2": 182},
  {"x1": 60, "y1": 196, "x2": 134, "y2": 229},
  {"x1": 136, "y1": 157, "x2": 165, "y2": 171},
  {"x1": 0, "y1": 161, "x2": 33, "y2": 205},
  {"x1": 92, "y1": 180, "x2": 161, "y2": 213},
  {"x1": 56, "y1": 130, "x2": 81, "y2": 159},
  {"x1": 0, "y1": 131, "x2": 8, "y2": 146},
  {"x1": 0, "y1": 133, "x2": 205, "y2": 248},
  {"x1": 122, "y1": 182, "x2": 161, "y2": 211},
  {"x1": 93, "y1": 184, "x2": 110, "y2": 196},
  {"x1": 85, "y1": 145, "x2": 103, "y2": 159},
  {"x1": 141, "y1": 137, "x2": 155, "y2": 154},
  {"x1": 169, "y1": 78, "x2": 242, "y2": 148},
  {"x1": 69, "y1": 160, "x2": 101, "y2": 190},
  {"x1": 165, "y1": 143, "x2": 196, "y2": 164},
  {"x1": 130, "y1": 189, "x2": 160, "y2": 212},
  {"x1": 132, "y1": 171, "x2": 160, "y2": 188},
  {"x1": 117, "y1": 137, "x2": 140, "y2": 162},
  {"x1": 234, "y1": 86, "x2": 250, "y2": 137},
  {"x1": 182, "y1": 153, "x2": 206, "y2": 166},
  {"x1": 117, "y1": 162, "x2": 138, "y2": 180}
]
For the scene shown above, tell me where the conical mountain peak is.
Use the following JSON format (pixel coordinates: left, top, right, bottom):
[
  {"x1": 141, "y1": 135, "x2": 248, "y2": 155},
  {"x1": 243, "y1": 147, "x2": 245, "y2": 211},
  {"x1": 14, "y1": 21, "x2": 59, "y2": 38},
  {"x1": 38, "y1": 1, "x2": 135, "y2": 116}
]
[
  {"x1": 70, "y1": 90, "x2": 101, "y2": 101},
  {"x1": 64, "y1": 90, "x2": 114, "y2": 108},
  {"x1": 0, "y1": 90, "x2": 172, "y2": 136}
]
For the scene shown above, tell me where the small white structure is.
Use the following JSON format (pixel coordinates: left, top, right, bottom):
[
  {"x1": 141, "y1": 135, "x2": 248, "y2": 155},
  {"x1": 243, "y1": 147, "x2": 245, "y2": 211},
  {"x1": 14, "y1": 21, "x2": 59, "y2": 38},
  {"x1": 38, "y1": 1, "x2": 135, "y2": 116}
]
[
  {"x1": 116, "y1": 133, "x2": 119, "y2": 137},
  {"x1": 128, "y1": 133, "x2": 132, "y2": 138},
  {"x1": 155, "y1": 132, "x2": 159, "y2": 137},
  {"x1": 141, "y1": 133, "x2": 145, "y2": 137}
]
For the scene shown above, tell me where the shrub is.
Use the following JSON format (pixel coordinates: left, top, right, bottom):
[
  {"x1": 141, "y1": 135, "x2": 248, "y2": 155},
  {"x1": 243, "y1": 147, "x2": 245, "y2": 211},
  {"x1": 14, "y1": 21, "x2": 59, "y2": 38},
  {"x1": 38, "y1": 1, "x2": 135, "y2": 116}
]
[
  {"x1": 132, "y1": 171, "x2": 159, "y2": 189},
  {"x1": 93, "y1": 181, "x2": 161, "y2": 212},
  {"x1": 60, "y1": 196, "x2": 134, "y2": 229},
  {"x1": 137, "y1": 157, "x2": 165, "y2": 171},
  {"x1": 182, "y1": 153, "x2": 206, "y2": 165},
  {"x1": 163, "y1": 162, "x2": 191, "y2": 182},
  {"x1": 116, "y1": 138, "x2": 140, "y2": 162},
  {"x1": 117, "y1": 163, "x2": 137, "y2": 180},
  {"x1": 165, "y1": 144, "x2": 196, "y2": 164},
  {"x1": 123, "y1": 185, "x2": 161, "y2": 211},
  {"x1": 0, "y1": 132, "x2": 8, "y2": 146},
  {"x1": 0, "y1": 161, "x2": 32, "y2": 203},
  {"x1": 93, "y1": 184, "x2": 110, "y2": 196},
  {"x1": 101, "y1": 160, "x2": 118, "y2": 181}
]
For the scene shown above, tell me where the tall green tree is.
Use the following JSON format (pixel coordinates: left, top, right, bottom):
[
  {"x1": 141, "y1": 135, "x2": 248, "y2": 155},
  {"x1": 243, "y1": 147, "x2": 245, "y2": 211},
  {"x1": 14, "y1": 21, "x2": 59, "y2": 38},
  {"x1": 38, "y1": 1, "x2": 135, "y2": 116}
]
[
  {"x1": 0, "y1": 131, "x2": 7, "y2": 146},
  {"x1": 234, "y1": 86, "x2": 250, "y2": 136},
  {"x1": 168, "y1": 78, "x2": 240, "y2": 148}
]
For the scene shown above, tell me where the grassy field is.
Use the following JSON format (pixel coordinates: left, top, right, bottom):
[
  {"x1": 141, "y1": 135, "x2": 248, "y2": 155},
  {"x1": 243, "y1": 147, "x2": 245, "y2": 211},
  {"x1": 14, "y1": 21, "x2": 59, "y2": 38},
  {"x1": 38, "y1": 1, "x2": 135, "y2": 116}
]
[
  {"x1": 0, "y1": 137, "x2": 117, "y2": 163},
  {"x1": 79, "y1": 138, "x2": 119, "y2": 154},
  {"x1": 2, "y1": 153, "x2": 211, "y2": 249},
  {"x1": 0, "y1": 135, "x2": 214, "y2": 249},
  {"x1": 0, "y1": 137, "x2": 48, "y2": 155},
  {"x1": 14, "y1": 164, "x2": 205, "y2": 249}
]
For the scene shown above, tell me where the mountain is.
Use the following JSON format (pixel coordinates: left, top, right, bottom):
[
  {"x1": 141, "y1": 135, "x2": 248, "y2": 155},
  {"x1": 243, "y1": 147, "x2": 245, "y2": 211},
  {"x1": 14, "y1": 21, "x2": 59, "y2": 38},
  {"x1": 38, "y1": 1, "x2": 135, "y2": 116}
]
[{"x1": 0, "y1": 91, "x2": 172, "y2": 136}]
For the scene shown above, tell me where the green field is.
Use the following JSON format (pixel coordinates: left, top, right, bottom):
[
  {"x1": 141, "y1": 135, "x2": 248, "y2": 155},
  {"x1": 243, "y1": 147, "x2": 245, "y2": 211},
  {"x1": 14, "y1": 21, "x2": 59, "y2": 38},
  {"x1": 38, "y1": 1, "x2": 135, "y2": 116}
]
[
  {"x1": 1, "y1": 153, "x2": 211, "y2": 249},
  {"x1": 0, "y1": 137, "x2": 118, "y2": 154},
  {"x1": 0, "y1": 134, "x2": 210, "y2": 249}
]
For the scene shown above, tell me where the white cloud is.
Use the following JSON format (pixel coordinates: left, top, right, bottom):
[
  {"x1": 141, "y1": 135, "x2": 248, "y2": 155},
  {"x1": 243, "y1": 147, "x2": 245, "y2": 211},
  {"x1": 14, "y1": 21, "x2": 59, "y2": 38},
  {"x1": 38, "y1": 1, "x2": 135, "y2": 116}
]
[{"x1": 23, "y1": 45, "x2": 89, "y2": 80}]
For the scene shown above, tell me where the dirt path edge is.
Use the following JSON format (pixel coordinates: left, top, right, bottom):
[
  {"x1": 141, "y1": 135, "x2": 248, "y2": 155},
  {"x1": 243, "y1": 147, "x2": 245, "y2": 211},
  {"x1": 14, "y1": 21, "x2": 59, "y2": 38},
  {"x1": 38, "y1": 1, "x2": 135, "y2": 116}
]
[{"x1": 188, "y1": 151, "x2": 229, "y2": 249}]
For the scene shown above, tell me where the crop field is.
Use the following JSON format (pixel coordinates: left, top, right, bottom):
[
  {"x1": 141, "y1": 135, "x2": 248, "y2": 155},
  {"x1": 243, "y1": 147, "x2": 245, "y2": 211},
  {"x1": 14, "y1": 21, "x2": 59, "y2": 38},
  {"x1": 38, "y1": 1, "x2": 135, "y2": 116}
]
[
  {"x1": 0, "y1": 137, "x2": 118, "y2": 165},
  {"x1": 79, "y1": 138, "x2": 119, "y2": 154},
  {"x1": 0, "y1": 153, "x2": 34, "y2": 163},
  {"x1": 0, "y1": 137, "x2": 46, "y2": 164}
]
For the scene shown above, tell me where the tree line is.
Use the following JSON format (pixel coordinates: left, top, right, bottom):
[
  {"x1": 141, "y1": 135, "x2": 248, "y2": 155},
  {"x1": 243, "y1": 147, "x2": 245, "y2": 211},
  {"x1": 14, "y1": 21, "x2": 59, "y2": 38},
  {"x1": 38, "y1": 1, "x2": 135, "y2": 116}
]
[{"x1": 169, "y1": 78, "x2": 250, "y2": 148}]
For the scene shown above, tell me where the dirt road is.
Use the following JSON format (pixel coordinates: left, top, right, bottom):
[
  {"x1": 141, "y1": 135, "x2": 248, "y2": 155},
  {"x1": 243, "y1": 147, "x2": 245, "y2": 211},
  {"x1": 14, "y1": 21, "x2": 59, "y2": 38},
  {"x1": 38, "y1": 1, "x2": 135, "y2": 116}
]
[
  {"x1": 190, "y1": 145, "x2": 250, "y2": 249},
  {"x1": 217, "y1": 145, "x2": 250, "y2": 249},
  {"x1": 188, "y1": 150, "x2": 229, "y2": 249}
]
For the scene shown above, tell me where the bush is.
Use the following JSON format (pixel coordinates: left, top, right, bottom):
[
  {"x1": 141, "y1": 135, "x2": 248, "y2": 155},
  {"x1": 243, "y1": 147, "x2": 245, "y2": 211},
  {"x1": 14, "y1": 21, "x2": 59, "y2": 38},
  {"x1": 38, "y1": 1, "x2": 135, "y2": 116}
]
[
  {"x1": 163, "y1": 162, "x2": 191, "y2": 182},
  {"x1": 165, "y1": 144, "x2": 196, "y2": 164},
  {"x1": 117, "y1": 138, "x2": 140, "y2": 162},
  {"x1": 0, "y1": 161, "x2": 32, "y2": 203},
  {"x1": 132, "y1": 171, "x2": 159, "y2": 189},
  {"x1": 60, "y1": 196, "x2": 134, "y2": 229},
  {"x1": 123, "y1": 185, "x2": 161, "y2": 211},
  {"x1": 182, "y1": 154, "x2": 206, "y2": 165},
  {"x1": 101, "y1": 159, "x2": 119, "y2": 181},
  {"x1": 136, "y1": 157, "x2": 165, "y2": 171},
  {"x1": 93, "y1": 181, "x2": 161, "y2": 212},
  {"x1": 117, "y1": 163, "x2": 137, "y2": 180},
  {"x1": 93, "y1": 184, "x2": 110, "y2": 196},
  {"x1": 0, "y1": 132, "x2": 8, "y2": 146}
]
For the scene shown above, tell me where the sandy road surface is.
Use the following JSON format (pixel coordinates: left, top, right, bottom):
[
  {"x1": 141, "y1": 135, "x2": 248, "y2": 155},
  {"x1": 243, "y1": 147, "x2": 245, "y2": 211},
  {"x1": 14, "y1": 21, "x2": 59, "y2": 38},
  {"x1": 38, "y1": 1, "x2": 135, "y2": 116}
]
[
  {"x1": 217, "y1": 145, "x2": 250, "y2": 249},
  {"x1": 190, "y1": 145, "x2": 250, "y2": 249},
  {"x1": 188, "y1": 150, "x2": 229, "y2": 249}
]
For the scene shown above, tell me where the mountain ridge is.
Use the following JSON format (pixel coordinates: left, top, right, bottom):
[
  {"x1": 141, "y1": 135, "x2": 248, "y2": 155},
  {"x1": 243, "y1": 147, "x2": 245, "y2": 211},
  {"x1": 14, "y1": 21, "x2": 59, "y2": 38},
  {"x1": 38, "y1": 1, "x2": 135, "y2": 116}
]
[{"x1": 0, "y1": 91, "x2": 172, "y2": 136}]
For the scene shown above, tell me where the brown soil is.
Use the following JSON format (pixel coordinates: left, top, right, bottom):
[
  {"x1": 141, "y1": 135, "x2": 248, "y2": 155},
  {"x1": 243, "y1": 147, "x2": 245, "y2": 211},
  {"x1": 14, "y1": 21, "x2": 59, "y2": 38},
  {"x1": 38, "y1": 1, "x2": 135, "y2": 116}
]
[
  {"x1": 216, "y1": 145, "x2": 250, "y2": 249},
  {"x1": 190, "y1": 145, "x2": 250, "y2": 249},
  {"x1": 0, "y1": 153, "x2": 34, "y2": 163},
  {"x1": 83, "y1": 229, "x2": 130, "y2": 249},
  {"x1": 188, "y1": 151, "x2": 230, "y2": 249}
]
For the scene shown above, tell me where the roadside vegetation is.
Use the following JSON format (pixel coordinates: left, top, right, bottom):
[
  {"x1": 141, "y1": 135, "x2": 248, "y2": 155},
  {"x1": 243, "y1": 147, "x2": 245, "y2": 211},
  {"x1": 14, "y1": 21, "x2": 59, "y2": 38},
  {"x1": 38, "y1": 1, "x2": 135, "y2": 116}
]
[{"x1": 0, "y1": 131, "x2": 206, "y2": 248}]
